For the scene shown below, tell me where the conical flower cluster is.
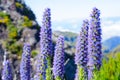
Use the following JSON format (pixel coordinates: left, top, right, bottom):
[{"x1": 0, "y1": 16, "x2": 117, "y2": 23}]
[
  {"x1": 36, "y1": 8, "x2": 53, "y2": 80},
  {"x1": 2, "y1": 60, "x2": 13, "y2": 80},
  {"x1": 87, "y1": 7, "x2": 102, "y2": 80},
  {"x1": 75, "y1": 20, "x2": 89, "y2": 80},
  {"x1": 2, "y1": 51, "x2": 13, "y2": 80},
  {"x1": 75, "y1": 19, "x2": 89, "y2": 67},
  {"x1": 53, "y1": 36, "x2": 65, "y2": 80},
  {"x1": 40, "y1": 8, "x2": 52, "y2": 56},
  {"x1": 20, "y1": 43, "x2": 31, "y2": 80},
  {"x1": 34, "y1": 54, "x2": 46, "y2": 80}
]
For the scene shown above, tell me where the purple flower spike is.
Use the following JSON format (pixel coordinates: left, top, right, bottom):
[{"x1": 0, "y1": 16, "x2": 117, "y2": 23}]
[
  {"x1": 40, "y1": 8, "x2": 52, "y2": 57},
  {"x1": 53, "y1": 36, "x2": 65, "y2": 79},
  {"x1": 2, "y1": 60, "x2": 13, "y2": 80},
  {"x1": 87, "y1": 7, "x2": 102, "y2": 80},
  {"x1": 75, "y1": 19, "x2": 89, "y2": 80},
  {"x1": 37, "y1": 8, "x2": 53, "y2": 80},
  {"x1": 35, "y1": 53, "x2": 47, "y2": 80},
  {"x1": 75, "y1": 19, "x2": 89, "y2": 67},
  {"x1": 20, "y1": 43, "x2": 31, "y2": 80}
]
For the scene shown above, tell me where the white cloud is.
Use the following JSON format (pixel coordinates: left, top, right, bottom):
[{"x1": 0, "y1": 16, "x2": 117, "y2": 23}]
[
  {"x1": 53, "y1": 26, "x2": 78, "y2": 33},
  {"x1": 72, "y1": 24, "x2": 78, "y2": 29},
  {"x1": 54, "y1": 26, "x2": 71, "y2": 32},
  {"x1": 102, "y1": 20, "x2": 115, "y2": 27},
  {"x1": 102, "y1": 21, "x2": 120, "y2": 41},
  {"x1": 53, "y1": 20, "x2": 120, "y2": 41}
]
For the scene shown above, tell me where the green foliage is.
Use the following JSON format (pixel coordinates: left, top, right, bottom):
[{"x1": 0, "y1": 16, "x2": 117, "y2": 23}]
[
  {"x1": 56, "y1": 77, "x2": 61, "y2": 80},
  {"x1": 0, "y1": 12, "x2": 9, "y2": 18},
  {"x1": 40, "y1": 74, "x2": 43, "y2": 80},
  {"x1": 46, "y1": 57, "x2": 53, "y2": 80},
  {"x1": 4, "y1": 40, "x2": 22, "y2": 55},
  {"x1": 0, "y1": 11, "x2": 19, "y2": 39},
  {"x1": 0, "y1": 12, "x2": 10, "y2": 24},
  {"x1": 93, "y1": 53, "x2": 120, "y2": 80},
  {"x1": 15, "y1": 2, "x2": 23, "y2": 9},
  {"x1": 22, "y1": 16, "x2": 33, "y2": 27},
  {"x1": 77, "y1": 66, "x2": 85, "y2": 80},
  {"x1": 8, "y1": 27, "x2": 18, "y2": 39},
  {"x1": 0, "y1": 16, "x2": 10, "y2": 24},
  {"x1": 0, "y1": 12, "x2": 20, "y2": 55},
  {"x1": 31, "y1": 50, "x2": 38, "y2": 57}
]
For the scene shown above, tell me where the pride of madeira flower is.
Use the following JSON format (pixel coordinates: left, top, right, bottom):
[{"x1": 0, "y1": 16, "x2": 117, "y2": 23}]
[
  {"x1": 2, "y1": 60, "x2": 13, "y2": 80},
  {"x1": 53, "y1": 36, "x2": 65, "y2": 80},
  {"x1": 87, "y1": 7, "x2": 102, "y2": 80},
  {"x1": 2, "y1": 50, "x2": 13, "y2": 80},
  {"x1": 35, "y1": 8, "x2": 53, "y2": 80},
  {"x1": 20, "y1": 43, "x2": 31, "y2": 80},
  {"x1": 75, "y1": 20, "x2": 89, "y2": 80}
]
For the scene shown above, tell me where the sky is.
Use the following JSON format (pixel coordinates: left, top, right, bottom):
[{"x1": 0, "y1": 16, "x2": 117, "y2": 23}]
[{"x1": 24, "y1": 0, "x2": 120, "y2": 41}]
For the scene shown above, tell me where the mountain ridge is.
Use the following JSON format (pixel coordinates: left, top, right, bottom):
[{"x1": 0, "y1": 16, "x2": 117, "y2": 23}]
[{"x1": 103, "y1": 36, "x2": 120, "y2": 53}]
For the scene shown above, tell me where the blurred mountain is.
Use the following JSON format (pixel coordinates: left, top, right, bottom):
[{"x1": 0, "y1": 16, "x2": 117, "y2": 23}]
[
  {"x1": 53, "y1": 32, "x2": 120, "y2": 55},
  {"x1": 103, "y1": 36, "x2": 120, "y2": 53},
  {"x1": 111, "y1": 45, "x2": 120, "y2": 53}
]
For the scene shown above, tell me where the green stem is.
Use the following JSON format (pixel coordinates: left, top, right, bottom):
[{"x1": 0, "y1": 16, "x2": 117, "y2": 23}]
[
  {"x1": 56, "y1": 76, "x2": 62, "y2": 80},
  {"x1": 78, "y1": 66, "x2": 85, "y2": 80},
  {"x1": 46, "y1": 56, "x2": 53, "y2": 80}
]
